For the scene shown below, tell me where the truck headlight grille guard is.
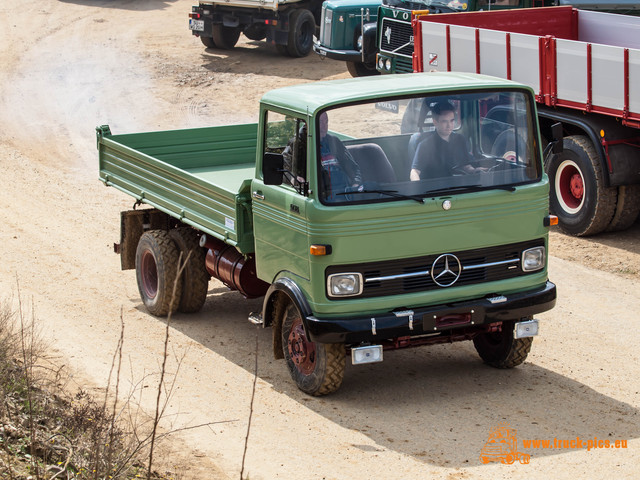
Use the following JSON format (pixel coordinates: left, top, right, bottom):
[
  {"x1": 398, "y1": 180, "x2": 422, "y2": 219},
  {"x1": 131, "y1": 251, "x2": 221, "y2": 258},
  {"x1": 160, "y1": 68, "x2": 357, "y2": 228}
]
[{"x1": 325, "y1": 239, "x2": 545, "y2": 300}]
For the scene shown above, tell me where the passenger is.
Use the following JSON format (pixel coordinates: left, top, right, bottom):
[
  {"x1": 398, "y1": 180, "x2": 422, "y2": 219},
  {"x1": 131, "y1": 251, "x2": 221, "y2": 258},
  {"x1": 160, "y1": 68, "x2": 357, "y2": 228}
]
[
  {"x1": 282, "y1": 122, "x2": 307, "y2": 187},
  {"x1": 410, "y1": 100, "x2": 487, "y2": 181},
  {"x1": 318, "y1": 111, "x2": 362, "y2": 201}
]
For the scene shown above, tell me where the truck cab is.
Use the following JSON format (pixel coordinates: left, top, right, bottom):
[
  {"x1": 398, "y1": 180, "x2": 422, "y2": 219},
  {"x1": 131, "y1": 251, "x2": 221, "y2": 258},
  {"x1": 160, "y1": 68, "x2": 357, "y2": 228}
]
[{"x1": 251, "y1": 73, "x2": 555, "y2": 394}]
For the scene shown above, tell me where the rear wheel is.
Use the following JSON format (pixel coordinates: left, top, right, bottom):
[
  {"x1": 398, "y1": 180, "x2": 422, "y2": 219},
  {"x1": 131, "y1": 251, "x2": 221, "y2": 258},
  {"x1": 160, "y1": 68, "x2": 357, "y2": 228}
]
[
  {"x1": 473, "y1": 320, "x2": 532, "y2": 368},
  {"x1": 606, "y1": 184, "x2": 640, "y2": 232},
  {"x1": 200, "y1": 36, "x2": 215, "y2": 48},
  {"x1": 546, "y1": 135, "x2": 616, "y2": 236},
  {"x1": 168, "y1": 228, "x2": 209, "y2": 313},
  {"x1": 212, "y1": 24, "x2": 241, "y2": 49},
  {"x1": 280, "y1": 299, "x2": 345, "y2": 395},
  {"x1": 287, "y1": 9, "x2": 315, "y2": 58},
  {"x1": 346, "y1": 61, "x2": 380, "y2": 78},
  {"x1": 135, "y1": 230, "x2": 183, "y2": 316}
]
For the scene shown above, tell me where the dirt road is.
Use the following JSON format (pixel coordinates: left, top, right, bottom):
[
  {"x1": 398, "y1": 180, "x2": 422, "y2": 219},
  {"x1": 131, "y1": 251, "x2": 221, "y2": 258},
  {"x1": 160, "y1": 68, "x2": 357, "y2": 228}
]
[{"x1": 1, "y1": 1, "x2": 639, "y2": 479}]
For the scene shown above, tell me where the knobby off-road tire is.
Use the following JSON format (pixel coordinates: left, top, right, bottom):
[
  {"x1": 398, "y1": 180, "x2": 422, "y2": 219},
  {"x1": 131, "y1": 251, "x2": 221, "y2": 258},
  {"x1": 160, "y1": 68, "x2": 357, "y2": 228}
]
[
  {"x1": 212, "y1": 24, "x2": 241, "y2": 49},
  {"x1": 546, "y1": 135, "x2": 616, "y2": 236},
  {"x1": 606, "y1": 184, "x2": 640, "y2": 232},
  {"x1": 135, "y1": 230, "x2": 183, "y2": 317},
  {"x1": 473, "y1": 320, "x2": 532, "y2": 369},
  {"x1": 280, "y1": 299, "x2": 345, "y2": 395},
  {"x1": 286, "y1": 9, "x2": 315, "y2": 58},
  {"x1": 346, "y1": 60, "x2": 380, "y2": 78},
  {"x1": 168, "y1": 228, "x2": 210, "y2": 313}
]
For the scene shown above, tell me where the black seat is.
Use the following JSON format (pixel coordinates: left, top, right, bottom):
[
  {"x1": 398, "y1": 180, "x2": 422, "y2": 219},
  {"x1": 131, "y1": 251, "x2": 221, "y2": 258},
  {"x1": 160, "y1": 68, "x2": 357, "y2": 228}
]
[{"x1": 346, "y1": 143, "x2": 397, "y2": 184}]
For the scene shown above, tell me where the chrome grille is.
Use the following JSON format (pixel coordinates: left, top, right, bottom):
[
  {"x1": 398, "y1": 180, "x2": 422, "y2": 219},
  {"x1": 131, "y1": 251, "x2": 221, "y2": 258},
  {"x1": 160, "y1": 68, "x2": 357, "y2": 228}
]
[{"x1": 326, "y1": 240, "x2": 544, "y2": 299}]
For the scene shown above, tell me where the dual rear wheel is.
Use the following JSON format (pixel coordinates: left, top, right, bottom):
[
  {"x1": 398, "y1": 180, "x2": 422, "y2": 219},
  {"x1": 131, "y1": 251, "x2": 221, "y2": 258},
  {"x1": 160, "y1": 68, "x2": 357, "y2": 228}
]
[
  {"x1": 546, "y1": 135, "x2": 640, "y2": 236},
  {"x1": 135, "y1": 229, "x2": 209, "y2": 316}
]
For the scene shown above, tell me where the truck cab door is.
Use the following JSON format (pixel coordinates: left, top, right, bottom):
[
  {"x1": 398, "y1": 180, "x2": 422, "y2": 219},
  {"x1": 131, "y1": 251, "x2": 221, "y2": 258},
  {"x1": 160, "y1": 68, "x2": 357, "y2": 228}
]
[{"x1": 252, "y1": 112, "x2": 310, "y2": 283}]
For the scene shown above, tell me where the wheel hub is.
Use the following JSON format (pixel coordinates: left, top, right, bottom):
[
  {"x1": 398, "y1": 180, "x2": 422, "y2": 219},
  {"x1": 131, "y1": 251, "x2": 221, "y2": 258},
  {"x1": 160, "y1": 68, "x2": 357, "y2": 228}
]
[
  {"x1": 569, "y1": 173, "x2": 584, "y2": 200},
  {"x1": 141, "y1": 250, "x2": 158, "y2": 299},
  {"x1": 287, "y1": 319, "x2": 316, "y2": 375},
  {"x1": 556, "y1": 160, "x2": 585, "y2": 213}
]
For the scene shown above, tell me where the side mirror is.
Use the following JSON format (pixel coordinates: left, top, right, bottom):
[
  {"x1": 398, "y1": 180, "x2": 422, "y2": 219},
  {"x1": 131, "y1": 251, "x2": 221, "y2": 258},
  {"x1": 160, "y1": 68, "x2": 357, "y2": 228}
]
[
  {"x1": 263, "y1": 152, "x2": 284, "y2": 185},
  {"x1": 551, "y1": 122, "x2": 564, "y2": 154}
]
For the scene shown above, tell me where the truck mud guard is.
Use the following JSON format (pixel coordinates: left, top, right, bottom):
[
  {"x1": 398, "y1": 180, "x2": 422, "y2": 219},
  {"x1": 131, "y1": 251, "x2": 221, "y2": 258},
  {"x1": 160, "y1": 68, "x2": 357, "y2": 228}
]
[
  {"x1": 261, "y1": 277, "x2": 313, "y2": 329},
  {"x1": 537, "y1": 107, "x2": 609, "y2": 184}
]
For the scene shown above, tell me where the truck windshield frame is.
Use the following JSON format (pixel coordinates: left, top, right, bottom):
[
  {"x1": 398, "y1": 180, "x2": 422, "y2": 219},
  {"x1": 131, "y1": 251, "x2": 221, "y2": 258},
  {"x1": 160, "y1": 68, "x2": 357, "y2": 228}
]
[{"x1": 315, "y1": 88, "x2": 541, "y2": 206}]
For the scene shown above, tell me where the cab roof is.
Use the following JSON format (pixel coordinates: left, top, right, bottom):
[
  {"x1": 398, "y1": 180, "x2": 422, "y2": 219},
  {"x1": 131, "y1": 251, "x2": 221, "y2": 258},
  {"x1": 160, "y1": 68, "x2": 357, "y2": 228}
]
[{"x1": 259, "y1": 72, "x2": 528, "y2": 116}]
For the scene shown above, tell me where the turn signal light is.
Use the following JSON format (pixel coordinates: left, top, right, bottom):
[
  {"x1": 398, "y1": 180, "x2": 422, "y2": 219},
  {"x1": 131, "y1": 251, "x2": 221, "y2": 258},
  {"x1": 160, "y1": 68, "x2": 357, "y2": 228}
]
[
  {"x1": 544, "y1": 215, "x2": 558, "y2": 227},
  {"x1": 310, "y1": 245, "x2": 331, "y2": 256}
]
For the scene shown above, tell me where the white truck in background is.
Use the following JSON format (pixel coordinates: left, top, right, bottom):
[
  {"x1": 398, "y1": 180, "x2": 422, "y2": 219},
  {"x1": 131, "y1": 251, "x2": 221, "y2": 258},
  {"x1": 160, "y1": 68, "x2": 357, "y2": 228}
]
[
  {"x1": 413, "y1": 6, "x2": 640, "y2": 236},
  {"x1": 189, "y1": 0, "x2": 322, "y2": 57}
]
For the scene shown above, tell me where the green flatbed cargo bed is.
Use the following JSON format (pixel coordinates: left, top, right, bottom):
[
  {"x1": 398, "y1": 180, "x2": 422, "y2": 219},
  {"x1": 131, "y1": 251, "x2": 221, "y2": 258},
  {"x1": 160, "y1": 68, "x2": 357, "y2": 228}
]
[{"x1": 97, "y1": 123, "x2": 258, "y2": 253}]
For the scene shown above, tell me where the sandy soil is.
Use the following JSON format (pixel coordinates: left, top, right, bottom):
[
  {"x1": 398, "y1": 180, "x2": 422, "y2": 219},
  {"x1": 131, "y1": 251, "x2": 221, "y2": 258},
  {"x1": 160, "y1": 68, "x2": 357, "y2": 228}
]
[{"x1": 1, "y1": 1, "x2": 639, "y2": 479}]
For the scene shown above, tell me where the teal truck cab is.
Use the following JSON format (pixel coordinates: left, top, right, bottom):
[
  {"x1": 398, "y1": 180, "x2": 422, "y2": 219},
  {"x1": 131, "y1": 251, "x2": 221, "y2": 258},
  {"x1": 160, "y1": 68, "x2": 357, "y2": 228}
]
[
  {"x1": 314, "y1": 0, "x2": 464, "y2": 76},
  {"x1": 98, "y1": 73, "x2": 557, "y2": 395}
]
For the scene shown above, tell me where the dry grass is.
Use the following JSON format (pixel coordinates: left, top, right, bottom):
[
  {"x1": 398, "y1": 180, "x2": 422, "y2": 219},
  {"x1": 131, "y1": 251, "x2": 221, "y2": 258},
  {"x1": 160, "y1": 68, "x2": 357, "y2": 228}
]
[{"x1": 0, "y1": 294, "x2": 169, "y2": 480}]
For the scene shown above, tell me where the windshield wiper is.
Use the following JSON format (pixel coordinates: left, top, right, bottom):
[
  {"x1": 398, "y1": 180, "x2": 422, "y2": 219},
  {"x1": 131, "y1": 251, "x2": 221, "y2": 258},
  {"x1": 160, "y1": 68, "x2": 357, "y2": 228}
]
[
  {"x1": 423, "y1": 184, "x2": 516, "y2": 196},
  {"x1": 337, "y1": 189, "x2": 425, "y2": 204}
]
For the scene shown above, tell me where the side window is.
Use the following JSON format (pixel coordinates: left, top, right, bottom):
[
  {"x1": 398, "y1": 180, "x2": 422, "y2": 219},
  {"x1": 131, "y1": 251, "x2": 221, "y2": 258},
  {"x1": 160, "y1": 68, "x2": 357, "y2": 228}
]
[{"x1": 265, "y1": 111, "x2": 307, "y2": 187}]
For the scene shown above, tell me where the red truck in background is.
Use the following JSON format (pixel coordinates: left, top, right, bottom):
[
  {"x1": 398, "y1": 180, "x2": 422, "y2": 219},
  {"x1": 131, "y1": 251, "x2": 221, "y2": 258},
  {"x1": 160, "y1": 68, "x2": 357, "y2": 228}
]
[{"x1": 413, "y1": 6, "x2": 640, "y2": 236}]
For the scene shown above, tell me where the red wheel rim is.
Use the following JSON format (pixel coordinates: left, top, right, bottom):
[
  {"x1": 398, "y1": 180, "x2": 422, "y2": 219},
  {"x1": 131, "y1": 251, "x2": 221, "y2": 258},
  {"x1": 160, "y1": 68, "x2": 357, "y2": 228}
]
[
  {"x1": 287, "y1": 315, "x2": 316, "y2": 375},
  {"x1": 556, "y1": 160, "x2": 585, "y2": 213},
  {"x1": 141, "y1": 250, "x2": 158, "y2": 299}
]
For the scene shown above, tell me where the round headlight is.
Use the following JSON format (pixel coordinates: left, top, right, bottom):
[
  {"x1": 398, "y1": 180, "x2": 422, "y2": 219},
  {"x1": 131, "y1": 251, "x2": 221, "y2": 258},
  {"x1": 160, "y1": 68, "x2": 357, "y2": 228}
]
[{"x1": 385, "y1": 59, "x2": 391, "y2": 71}]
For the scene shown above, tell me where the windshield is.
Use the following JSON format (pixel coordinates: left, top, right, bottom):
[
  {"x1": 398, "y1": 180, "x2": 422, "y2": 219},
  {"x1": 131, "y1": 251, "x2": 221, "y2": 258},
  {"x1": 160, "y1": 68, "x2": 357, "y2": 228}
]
[
  {"x1": 316, "y1": 90, "x2": 540, "y2": 205},
  {"x1": 382, "y1": 0, "x2": 469, "y2": 12}
]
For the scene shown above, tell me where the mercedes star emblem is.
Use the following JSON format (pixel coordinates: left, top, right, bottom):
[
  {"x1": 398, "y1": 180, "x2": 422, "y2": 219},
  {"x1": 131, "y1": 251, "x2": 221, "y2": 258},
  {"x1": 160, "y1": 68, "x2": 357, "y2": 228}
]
[{"x1": 431, "y1": 254, "x2": 462, "y2": 287}]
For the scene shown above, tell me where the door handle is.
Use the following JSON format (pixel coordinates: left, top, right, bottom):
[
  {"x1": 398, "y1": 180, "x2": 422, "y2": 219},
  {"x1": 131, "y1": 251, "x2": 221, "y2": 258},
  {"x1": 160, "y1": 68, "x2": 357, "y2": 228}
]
[{"x1": 252, "y1": 191, "x2": 265, "y2": 200}]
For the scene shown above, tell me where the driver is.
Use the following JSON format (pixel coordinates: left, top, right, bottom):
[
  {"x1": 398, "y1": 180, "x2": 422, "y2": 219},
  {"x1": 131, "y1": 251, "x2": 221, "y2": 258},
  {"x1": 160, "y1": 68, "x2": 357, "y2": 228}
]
[
  {"x1": 410, "y1": 100, "x2": 486, "y2": 180},
  {"x1": 318, "y1": 111, "x2": 362, "y2": 201}
]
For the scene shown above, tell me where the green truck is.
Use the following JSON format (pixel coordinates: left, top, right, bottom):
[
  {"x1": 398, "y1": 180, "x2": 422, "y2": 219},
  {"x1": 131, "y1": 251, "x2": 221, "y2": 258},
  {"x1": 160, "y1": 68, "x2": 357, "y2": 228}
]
[{"x1": 98, "y1": 73, "x2": 557, "y2": 395}]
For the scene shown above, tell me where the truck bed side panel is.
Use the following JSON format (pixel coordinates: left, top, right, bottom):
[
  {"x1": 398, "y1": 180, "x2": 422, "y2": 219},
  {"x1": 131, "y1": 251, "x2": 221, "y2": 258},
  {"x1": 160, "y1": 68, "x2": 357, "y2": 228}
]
[
  {"x1": 98, "y1": 124, "x2": 259, "y2": 253},
  {"x1": 415, "y1": 7, "x2": 640, "y2": 122}
]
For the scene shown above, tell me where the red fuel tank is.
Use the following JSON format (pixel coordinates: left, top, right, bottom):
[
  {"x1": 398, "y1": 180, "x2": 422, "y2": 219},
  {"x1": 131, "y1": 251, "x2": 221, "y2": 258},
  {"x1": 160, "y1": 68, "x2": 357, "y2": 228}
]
[{"x1": 201, "y1": 235, "x2": 269, "y2": 299}]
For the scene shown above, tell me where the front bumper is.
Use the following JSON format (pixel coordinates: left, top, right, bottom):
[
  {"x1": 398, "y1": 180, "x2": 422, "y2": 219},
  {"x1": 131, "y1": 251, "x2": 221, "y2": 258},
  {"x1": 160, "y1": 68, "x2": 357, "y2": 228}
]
[
  {"x1": 305, "y1": 281, "x2": 556, "y2": 344},
  {"x1": 313, "y1": 42, "x2": 361, "y2": 62}
]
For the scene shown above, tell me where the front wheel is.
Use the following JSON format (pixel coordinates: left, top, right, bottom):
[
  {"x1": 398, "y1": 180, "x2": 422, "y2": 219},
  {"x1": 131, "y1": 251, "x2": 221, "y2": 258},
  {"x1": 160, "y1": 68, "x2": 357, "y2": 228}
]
[
  {"x1": 135, "y1": 230, "x2": 183, "y2": 316},
  {"x1": 287, "y1": 9, "x2": 315, "y2": 58},
  {"x1": 473, "y1": 320, "x2": 532, "y2": 368},
  {"x1": 281, "y1": 300, "x2": 345, "y2": 395},
  {"x1": 546, "y1": 135, "x2": 616, "y2": 236},
  {"x1": 346, "y1": 61, "x2": 380, "y2": 78}
]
